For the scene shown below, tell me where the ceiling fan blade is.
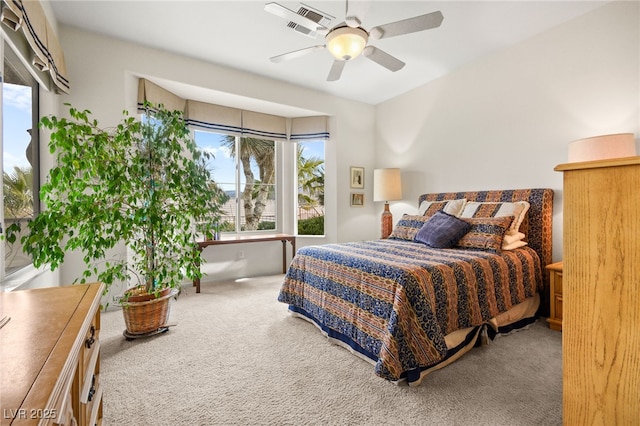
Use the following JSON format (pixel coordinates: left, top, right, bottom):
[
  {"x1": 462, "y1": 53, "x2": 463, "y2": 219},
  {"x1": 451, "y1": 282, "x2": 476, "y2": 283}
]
[
  {"x1": 369, "y1": 10, "x2": 443, "y2": 40},
  {"x1": 327, "y1": 60, "x2": 347, "y2": 81},
  {"x1": 362, "y1": 46, "x2": 405, "y2": 72},
  {"x1": 345, "y1": 0, "x2": 365, "y2": 28},
  {"x1": 264, "y1": 2, "x2": 329, "y2": 34},
  {"x1": 270, "y1": 45, "x2": 325, "y2": 63}
]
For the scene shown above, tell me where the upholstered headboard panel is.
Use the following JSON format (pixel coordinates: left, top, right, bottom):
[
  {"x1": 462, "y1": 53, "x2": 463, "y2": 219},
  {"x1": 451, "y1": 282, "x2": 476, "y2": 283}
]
[{"x1": 418, "y1": 189, "x2": 554, "y2": 281}]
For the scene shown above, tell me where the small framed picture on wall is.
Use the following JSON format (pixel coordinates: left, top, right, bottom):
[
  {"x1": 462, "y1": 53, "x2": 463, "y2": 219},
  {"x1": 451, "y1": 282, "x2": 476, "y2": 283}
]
[
  {"x1": 350, "y1": 166, "x2": 364, "y2": 189},
  {"x1": 350, "y1": 192, "x2": 364, "y2": 207}
]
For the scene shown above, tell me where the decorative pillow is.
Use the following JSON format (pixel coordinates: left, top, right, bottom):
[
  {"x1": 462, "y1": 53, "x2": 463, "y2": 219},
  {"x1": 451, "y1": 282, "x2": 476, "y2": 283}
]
[
  {"x1": 502, "y1": 240, "x2": 528, "y2": 251},
  {"x1": 414, "y1": 211, "x2": 471, "y2": 248},
  {"x1": 418, "y1": 198, "x2": 467, "y2": 217},
  {"x1": 503, "y1": 230, "x2": 526, "y2": 245},
  {"x1": 456, "y1": 216, "x2": 514, "y2": 253},
  {"x1": 459, "y1": 201, "x2": 530, "y2": 233},
  {"x1": 388, "y1": 214, "x2": 431, "y2": 241}
]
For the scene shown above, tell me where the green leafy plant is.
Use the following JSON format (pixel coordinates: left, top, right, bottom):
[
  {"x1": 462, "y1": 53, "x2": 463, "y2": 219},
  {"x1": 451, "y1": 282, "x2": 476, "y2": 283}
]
[
  {"x1": 20, "y1": 102, "x2": 225, "y2": 298},
  {"x1": 298, "y1": 216, "x2": 324, "y2": 235}
]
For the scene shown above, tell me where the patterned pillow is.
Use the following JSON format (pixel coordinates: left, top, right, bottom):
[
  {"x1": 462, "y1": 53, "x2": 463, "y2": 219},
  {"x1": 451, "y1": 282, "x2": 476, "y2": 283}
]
[
  {"x1": 456, "y1": 216, "x2": 514, "y2": 253},
  {"x1": 414, "y1": 211, "x2": 471, "y2": 248},
  {"x1": 418, "y1": 198, "x2": 467, "y2": 217},
  {"x1": 388, "y1": 214, "x2": 431, "y2": 241},
  {"x1": 459, "y1": 201, "x2": 530, "y2": 232}
]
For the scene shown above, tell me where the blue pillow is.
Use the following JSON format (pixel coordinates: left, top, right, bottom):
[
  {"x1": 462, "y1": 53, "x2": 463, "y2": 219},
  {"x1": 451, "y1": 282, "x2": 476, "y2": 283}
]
[{"x1": 414, "y1": 210, "x2": 471, "y2": 248}]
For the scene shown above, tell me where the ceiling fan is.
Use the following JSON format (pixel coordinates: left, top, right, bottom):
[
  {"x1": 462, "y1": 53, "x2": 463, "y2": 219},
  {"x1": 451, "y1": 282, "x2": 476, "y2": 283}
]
[{"x1": 264, "y1": 1, "x2": 443, "y2": 81}]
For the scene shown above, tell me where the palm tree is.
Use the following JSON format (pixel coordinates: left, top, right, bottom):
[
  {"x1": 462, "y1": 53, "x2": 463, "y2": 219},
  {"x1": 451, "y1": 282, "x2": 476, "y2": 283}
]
[
  {"x1": 3, "y1": 166, "x2": 33, "y2": 219},
  {"x1": 3, "y1": 166, "x2": 33, "y2": 271},
  {"x1": 223, "y1": 135, "x2": 275, "y2": 230},
  {"x1": 297, "y1": 146, "x2": 324, "y2": 214}
]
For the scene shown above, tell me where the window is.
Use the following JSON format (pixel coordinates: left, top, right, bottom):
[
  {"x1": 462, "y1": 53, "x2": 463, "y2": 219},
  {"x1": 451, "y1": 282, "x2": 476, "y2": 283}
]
[
  {"x1": 2, "y1": 41, "x2": 40, "y2": 278},
  {"x1": 296, "y1": 140, "x2": 325, "y2": 235},
  {"x1": 137, "y1": 79, "x2": 330, "y2": 238},
  {"x1": 195, "y1": 131, "x2": 276, "y2": 233}
]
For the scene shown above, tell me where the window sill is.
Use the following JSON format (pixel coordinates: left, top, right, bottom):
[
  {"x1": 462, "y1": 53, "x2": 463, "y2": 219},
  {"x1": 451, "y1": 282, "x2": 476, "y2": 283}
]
[{"x1": 1, "y1": 264, "x2": 54, "y2": 292}]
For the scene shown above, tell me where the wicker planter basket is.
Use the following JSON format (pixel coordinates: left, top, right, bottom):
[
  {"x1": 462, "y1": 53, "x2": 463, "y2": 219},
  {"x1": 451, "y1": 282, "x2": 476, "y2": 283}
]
[{"x1": 121, "y1": 288, "x2": 177, "y2": 335}]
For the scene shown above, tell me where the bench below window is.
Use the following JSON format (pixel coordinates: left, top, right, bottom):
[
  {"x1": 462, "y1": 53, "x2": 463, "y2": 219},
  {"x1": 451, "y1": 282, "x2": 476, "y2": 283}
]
[{"x1": 193, "y1": 234, "x2": 296, "y2": 293}]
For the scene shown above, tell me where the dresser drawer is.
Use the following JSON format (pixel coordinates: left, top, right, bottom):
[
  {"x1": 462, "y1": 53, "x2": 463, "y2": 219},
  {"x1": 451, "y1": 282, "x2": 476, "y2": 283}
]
[
  {"x1": 81, "y1": 313, "x2": 100, "y2": 373},
  {"x1": 77, "y1": 307, "x2": 102, "y2": 425},
  {"x1": 80, "y1": 341, "x2": 100, "y2": 404},
  {"x1": 554, "y1": 271, "x2": 563, "y2": 294},
  {"x1": 83, "y1": 374, "x2": 103, "y2": 426},
  {"x1": 553, "y1": 294, "x2": 563, "y2": 320},
  {"x1": 546, "y1": 262, "x2": 563, "y2": 331}
]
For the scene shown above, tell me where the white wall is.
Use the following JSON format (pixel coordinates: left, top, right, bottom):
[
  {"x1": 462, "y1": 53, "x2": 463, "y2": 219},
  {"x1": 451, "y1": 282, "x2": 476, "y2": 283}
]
[
  {"x1": 53, "y1": 25, "x2": 376, "y2": 292},
  {"x1": 374, "y1": 1, "x2": 640, "y2": 262},
  {"x1": 44, "y1": 1, "x2": 639, "y2": 294}
]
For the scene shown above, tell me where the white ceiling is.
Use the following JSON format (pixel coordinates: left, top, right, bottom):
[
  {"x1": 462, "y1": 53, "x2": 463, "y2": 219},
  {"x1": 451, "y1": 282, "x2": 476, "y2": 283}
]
[{"x1": 50, "y1": 1, "x2": 608, "y2": 105}]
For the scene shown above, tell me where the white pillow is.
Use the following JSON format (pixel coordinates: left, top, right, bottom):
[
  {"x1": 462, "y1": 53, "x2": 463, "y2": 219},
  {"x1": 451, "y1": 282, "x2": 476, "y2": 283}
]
[
  {"x1": 503, "y1": 230, "x2": 526, "y2": 245},
  {"x1": 418, "y1": 198, "x2": 466, "y2": 217},
  {"x1": 459, "y1": 201, "x2": 530, "y2": 233}
]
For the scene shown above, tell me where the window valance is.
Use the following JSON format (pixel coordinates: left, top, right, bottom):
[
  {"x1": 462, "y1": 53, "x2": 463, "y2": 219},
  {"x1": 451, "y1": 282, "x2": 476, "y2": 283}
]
[
  {"x1": 137, "y1": 78, "x2": 329, "y2": 141},
  {"x1": 1, "y1": 0, "x2": 69, "y2": 93},
  {"x1": 242, "y1": 110, "x2": 287, "y2": 141},
  {"x1": 137, "y1": 78, "x2": 186, "y2": 113},
  {"x1": 290, "y1": 116, "x2": 329, "y2": 141},
  {"x1": 184, "y1": 100, "x2": 242, "y2": 137}
]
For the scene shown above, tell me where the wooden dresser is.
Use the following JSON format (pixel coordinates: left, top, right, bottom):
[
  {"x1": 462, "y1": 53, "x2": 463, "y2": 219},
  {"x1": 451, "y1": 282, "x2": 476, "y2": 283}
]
[
  {"x1": 0, "y1": 283, "x2": 104, "y2": 425},
  {"x1": 555, "y1": 157, "x2": 640, "y2": 424}
]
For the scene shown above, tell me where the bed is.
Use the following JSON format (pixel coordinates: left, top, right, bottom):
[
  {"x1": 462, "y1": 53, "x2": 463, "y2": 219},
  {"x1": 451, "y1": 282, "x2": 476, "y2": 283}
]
[{"x1": 278, "y1": 188, "x2": 554, "y2": 385}]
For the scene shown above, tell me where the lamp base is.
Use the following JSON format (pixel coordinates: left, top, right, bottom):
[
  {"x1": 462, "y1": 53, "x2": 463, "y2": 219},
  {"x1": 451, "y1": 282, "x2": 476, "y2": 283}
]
[{"x1": 381, "y1": 202, "x2": 393, "y2": 239}]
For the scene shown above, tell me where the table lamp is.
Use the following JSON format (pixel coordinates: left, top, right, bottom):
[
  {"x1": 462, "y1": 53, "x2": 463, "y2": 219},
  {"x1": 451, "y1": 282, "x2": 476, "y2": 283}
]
[
  {"x1": 568, "y1": 133, "x2": 636, "y2": 162},
  {"x1": 373, "y1": 168, "x2": 403, "y2": 239}
]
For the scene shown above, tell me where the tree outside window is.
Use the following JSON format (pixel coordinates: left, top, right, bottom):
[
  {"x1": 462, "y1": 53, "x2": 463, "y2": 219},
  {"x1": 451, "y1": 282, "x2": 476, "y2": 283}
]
[
  {"x1": 297, "y1": 141, "x2": 324, "y2": 236},
  {"x1": 195, "y1": 131, "x2": 276, "y2": 232},
  {"x1": 195, "y1": 131, "x2": 324, "y2": 236}
]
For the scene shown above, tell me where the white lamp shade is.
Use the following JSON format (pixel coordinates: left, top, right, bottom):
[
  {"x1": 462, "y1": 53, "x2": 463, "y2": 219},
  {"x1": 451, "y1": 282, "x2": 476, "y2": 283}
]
[
  {"x1": 326, "y1": 26, "x2": 368, "y2": 60},
  {"x1": 373, "y1": 168, "x2": 403, "y2": 202},
  {"x1": 568, "y1": 133, "x2": 637, "y2": 163}
]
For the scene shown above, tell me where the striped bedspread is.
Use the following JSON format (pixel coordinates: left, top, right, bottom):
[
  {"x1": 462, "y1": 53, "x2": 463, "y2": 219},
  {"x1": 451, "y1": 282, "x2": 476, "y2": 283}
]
[{"x1": 278, "y1": 239, "x2": 542, "y2": 382}]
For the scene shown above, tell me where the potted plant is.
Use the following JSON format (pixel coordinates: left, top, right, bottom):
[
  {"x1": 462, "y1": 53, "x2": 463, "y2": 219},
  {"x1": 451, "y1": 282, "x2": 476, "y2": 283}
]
[{"x1": 17, "y1": 102, "x2": 225, "y2": 336}]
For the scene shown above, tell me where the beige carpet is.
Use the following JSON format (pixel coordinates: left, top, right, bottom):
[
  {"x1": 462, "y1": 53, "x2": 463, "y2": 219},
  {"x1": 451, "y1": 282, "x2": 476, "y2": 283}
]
[{"x1": 99, "y1": 274, "x2": 562, "y2": 425}]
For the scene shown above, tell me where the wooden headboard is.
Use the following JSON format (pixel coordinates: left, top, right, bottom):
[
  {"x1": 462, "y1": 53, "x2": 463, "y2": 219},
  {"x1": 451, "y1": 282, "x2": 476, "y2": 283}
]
[{"x1": 419, "y1": 188, "x2": 554, "y2": 287}]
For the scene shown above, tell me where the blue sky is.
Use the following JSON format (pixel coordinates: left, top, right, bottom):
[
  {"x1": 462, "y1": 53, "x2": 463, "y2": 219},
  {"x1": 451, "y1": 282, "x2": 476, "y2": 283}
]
[
  {"x1": 194, "y1": 131, "x2": 236, "y2": 185},
  {"x1": 3, "y1": 83, "x2": 32, "y2": 171}
]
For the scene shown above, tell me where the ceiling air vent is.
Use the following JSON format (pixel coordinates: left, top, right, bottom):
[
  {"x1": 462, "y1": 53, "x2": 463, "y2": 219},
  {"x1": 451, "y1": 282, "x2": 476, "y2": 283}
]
[{"x1": 287, "y1": 3, "x2": 333, "y2": 38}]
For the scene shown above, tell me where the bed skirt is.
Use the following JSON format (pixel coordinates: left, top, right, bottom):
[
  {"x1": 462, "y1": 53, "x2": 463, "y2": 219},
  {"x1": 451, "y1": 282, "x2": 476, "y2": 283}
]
[{"x1": 287, "y1": 293, "x2": 540, "y2": 386}]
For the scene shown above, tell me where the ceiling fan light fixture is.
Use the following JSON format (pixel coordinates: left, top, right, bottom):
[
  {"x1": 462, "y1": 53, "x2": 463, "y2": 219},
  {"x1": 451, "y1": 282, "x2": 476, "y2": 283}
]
[{"x1": 326, "y1": 26, "x2": 368, "y2": 61}]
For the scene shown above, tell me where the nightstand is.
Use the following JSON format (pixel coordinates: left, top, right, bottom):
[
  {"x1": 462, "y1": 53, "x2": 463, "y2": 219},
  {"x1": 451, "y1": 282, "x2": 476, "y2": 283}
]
[{"x1": 546, "y1": 261, "x2": 563, "y2": 331}]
